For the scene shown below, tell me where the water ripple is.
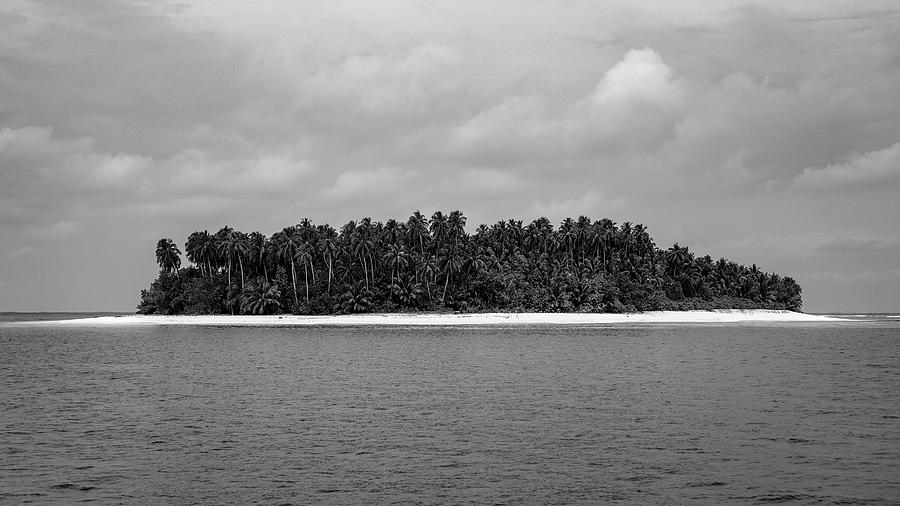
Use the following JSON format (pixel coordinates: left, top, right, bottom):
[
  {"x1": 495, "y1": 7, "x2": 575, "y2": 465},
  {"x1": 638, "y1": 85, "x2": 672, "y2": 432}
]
[{"x1": 1, "y1": 323, "x2": 898, "y2": 503}]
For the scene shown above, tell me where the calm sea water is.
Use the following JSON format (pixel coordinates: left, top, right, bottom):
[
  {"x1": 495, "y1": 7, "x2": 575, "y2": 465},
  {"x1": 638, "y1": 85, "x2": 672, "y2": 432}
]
[{"x1": 1, "y1": 317, "x2": 898, "y2": 504}]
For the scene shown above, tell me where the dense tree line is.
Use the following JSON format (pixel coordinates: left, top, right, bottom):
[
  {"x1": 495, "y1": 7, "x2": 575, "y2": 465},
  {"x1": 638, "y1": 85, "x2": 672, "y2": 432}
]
[{"x1": 138, "y1": 211, "x2": 802, "y2": 315}]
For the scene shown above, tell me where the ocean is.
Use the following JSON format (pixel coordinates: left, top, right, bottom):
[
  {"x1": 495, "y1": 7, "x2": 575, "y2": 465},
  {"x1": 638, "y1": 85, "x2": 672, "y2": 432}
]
[{"x1": 1, "y1": 316, "x2": 898, "y2": 504}]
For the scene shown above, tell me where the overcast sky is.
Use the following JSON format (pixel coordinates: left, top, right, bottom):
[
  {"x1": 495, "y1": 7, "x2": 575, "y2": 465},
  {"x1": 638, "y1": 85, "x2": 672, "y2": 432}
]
[{"x1": 1, "y1": 0, "x2": 899, "y2": 313}]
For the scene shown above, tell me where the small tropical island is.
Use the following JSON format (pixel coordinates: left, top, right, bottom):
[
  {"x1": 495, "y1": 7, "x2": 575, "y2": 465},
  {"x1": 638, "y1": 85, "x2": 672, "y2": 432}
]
[{"x1": 137, "y1": 211, "x2": 802, "y2": 316}]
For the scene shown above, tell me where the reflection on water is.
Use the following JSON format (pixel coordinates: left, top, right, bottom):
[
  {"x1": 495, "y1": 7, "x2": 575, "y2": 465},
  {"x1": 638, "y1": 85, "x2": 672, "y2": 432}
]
[{"x1": 1, "y1": 323, "x2": 898, "y2": 503}]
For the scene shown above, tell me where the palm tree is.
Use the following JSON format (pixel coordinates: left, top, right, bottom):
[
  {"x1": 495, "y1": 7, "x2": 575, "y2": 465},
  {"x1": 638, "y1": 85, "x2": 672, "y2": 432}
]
[
  {"x1": 298, "y1": 219, "x2": 319, "y2": 285},
  {"x1": 156, "y1": 238, "x2": 181, "y2": 276},
  {"x1": 383, "y1": 244, "x2": 410, "y2": 289},
  {"x1": 590, "y1": 218, "x2": 615, "y2": 271},
  {"x1": 391, "y1": 275, "x2": 425, "y2": 307},
  {"x1": 185, "y1": 231, "x2": 216, "y2": 277},
  {"x1": 382, "y1": 218, "x2": 404, "y2": 248},
  {"x1": 218, "y1": 229, "x2": 249, "y2": 290},
  {"x1": 439, "y1": 246, "x2": 463, "y2": 302},
  {"x1": 666, "y1": 243, "x2": 689, "y2": 278},
  {"x1": 352, "y1": 224, "x2": 376, "y2": 289},
  {"x1": 757, "y1": 271, "x2": 776, "y2": 305},
  {"x1": 203, "y1": 231, "x2": 219, "y2": 277},
  {"x1": 274, "y1": 226, "x2": 303, "y2": 305},
  {"x1": 430, "y1": 211, "x2": 449, "y2": 253},
  {"x1": 462, "y1": 244, "x2": 488, "y2": 278},
  {"x1": 619, "y1": 222, "x2": 634, "y2": 265},
  {"x1": 341, "y1": 281, "x2": 373, "y2": 313},
  {"x1": 295, "y1": 242, "x2": 314, "y2": 302},
  {"x1": 240, "y1": 278, "x2": 282, "y2": 315},
  {"x1": 318, "y1": 224, "x2": 339, "y2": 294},
  {"x1": 448, "y1": 210, "x2": 467, "y2": 248},
  {"x1": 419, "y1": 255, "x2": 438, "y2": 301},
  {"x1": 559, "y1": 217, "x2": 576, "y2": 261},
  {"x1": 407, "y1": 211, "x2": 430, "y2": 257},
  {"x1": 633, "y1": 223, "x2": 652, "y2": 261},
  {"x1": 506, "y1": 219, "x2": 524, "y2": 255},
  {"x1": 248, "y1": 231, "x2": 269, "y2": 281},
  {"x1": 185, "y1": 231, "x2": 202, "y2": 275}
]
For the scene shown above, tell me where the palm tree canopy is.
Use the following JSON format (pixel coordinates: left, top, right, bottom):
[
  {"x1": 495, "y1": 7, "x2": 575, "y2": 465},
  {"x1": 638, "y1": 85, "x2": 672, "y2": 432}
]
[
  {"x1": 156, "y1": 238, "x2": 181, "y2": 274},
  {"x1": 141, "y1": 210, "x2": 804, "y2": 315}
]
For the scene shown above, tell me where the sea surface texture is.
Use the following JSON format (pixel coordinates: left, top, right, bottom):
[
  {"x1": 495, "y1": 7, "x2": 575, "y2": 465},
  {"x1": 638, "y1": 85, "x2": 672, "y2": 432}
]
[{"x1": 1, "y1": 318, "x2": 898, "y2": 504}]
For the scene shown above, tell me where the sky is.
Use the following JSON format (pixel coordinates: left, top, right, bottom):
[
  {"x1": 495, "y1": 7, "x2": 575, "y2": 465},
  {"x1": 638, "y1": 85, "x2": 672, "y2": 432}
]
[{"x1": 1, "y1": 0, "x2": 898, "y2": 313}]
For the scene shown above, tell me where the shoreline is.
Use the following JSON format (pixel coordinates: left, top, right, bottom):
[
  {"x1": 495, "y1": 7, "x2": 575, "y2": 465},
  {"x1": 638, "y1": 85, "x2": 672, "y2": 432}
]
[{"x1": 12, "y1": 310, "x2": 842, "y2": 326}]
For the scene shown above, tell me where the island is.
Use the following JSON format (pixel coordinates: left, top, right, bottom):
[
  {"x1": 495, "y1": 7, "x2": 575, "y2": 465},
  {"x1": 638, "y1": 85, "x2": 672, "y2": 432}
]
[{"x1": 138, "y1": 211, "x2": 803, "y2": 316}]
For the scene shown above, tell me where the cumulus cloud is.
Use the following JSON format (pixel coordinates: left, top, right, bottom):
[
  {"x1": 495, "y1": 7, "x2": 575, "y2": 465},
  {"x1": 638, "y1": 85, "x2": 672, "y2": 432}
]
[
  {"x1": 447, "y1": 47, "x2": 685, "y2": 165},
  {"x1": 300, "y1": 44, "x2": 463, "y2": 119},
  {"x1": 795, "y1": 141, "x2": 900, "y2": 190},
  {"x1": 164, "y1": 149, "x2": 316, "y2": 196},
  {"x1": 448, "y1": 95, "x2": 552, "y2": 164},
  {"x1": 591, "y1": 48, "x2": 681, "y2": 108},
  {"x1": 577, "y1": 47, "x2": 685, "y2": 152},
  {"x1": 0, "y1": 126, "x2": 152, "y2": 201}
]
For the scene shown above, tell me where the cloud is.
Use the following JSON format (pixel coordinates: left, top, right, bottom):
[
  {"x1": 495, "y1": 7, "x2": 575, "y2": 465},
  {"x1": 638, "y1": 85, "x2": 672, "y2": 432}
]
[
  {"x1": 591, "y1": 48, "x2": 681, "y2": 108},
  {"x1": 4, "y1": 245, "x2": 35, "y2": 259},
  {"x1": 298, "y1": 43, "x2": 466, "y2": 130},
  {"x1": 576, "y1": 48, "x2": 685, "y2": 153},
  {"x1": 453, "y1": 168, "x2": 530, "y2": 196},
  {"x1": 803, "y1": 270, "x2": 900, "y2": 283},
  {"x1": 319, "y1": 167, "x2": 417, "y2": 204},
  {"x1": 448, "y1": 95, "x2": 553, "y2": 164},
  {"x1": 27, "y1": 220, "x2": 81, "y2": 241},
  {"x1": 121, "y1": 195, "x2": 231, "y2": 222},
  {"x1": 2, "y1": 0, "x2": 900, "y2": 311},
  {"x1": 527, "y1": 190, "x2": 627, "y2": 223},
  {"x1": 164, "y1": 149, "x2": 316, "y2": 196},
  {"x1": 795, "y1": 141, "x2": 900, "y2": 190},
  {"x1": 817, "y1": 236, "x2": 900, "y2": 254},
  {"x1": 446, "y1": 47, "x2": 685, "y2": 166},
  {"x1": 0, "y1": 126, "x2": 151, "y2": 193},
  {"x1": 90, "y1": 154, "x2": 152, "y2": 188}
]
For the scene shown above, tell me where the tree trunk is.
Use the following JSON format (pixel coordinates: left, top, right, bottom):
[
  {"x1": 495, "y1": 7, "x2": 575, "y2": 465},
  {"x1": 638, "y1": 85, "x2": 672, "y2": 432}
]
[
  {"x1": 238, "y1": 255, "x2": 245, "y2": 291},
  {"x1": 442, "y1": 271, "x2": 451, "y2": 302},
  {"x1": 361, "y1": 256, "x2": 369, "y2": 290},
  {"x1": 304, "y1": 262, "x2": 309, "y2": 303},
  {"x1": 291, "y1": 261, "x2": 299, "y2": 305},
  {"x1": 327, "y1": 257, "x2": 333, "y2": 294}
]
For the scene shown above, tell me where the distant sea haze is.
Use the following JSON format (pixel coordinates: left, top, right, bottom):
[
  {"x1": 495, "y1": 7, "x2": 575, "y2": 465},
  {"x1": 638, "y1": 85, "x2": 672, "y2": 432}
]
[
  {"x1": 2, "y1": 320, "x2": 898, "y2": 503},
  {"x1": 0, "y1": 312, "x2": 131, "y2": 323}
]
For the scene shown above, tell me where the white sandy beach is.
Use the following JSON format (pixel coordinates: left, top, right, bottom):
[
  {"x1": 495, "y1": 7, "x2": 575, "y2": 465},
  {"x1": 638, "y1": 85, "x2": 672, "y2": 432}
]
[{"x1": 19, "y1": 310, "x2": 840, "y2": 326}]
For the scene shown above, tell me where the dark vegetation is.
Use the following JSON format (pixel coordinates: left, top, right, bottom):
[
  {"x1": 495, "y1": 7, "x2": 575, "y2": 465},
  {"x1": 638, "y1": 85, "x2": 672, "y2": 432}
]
[{"x1": 138, "y1": 211, "x2": 802, "y2": 315}]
